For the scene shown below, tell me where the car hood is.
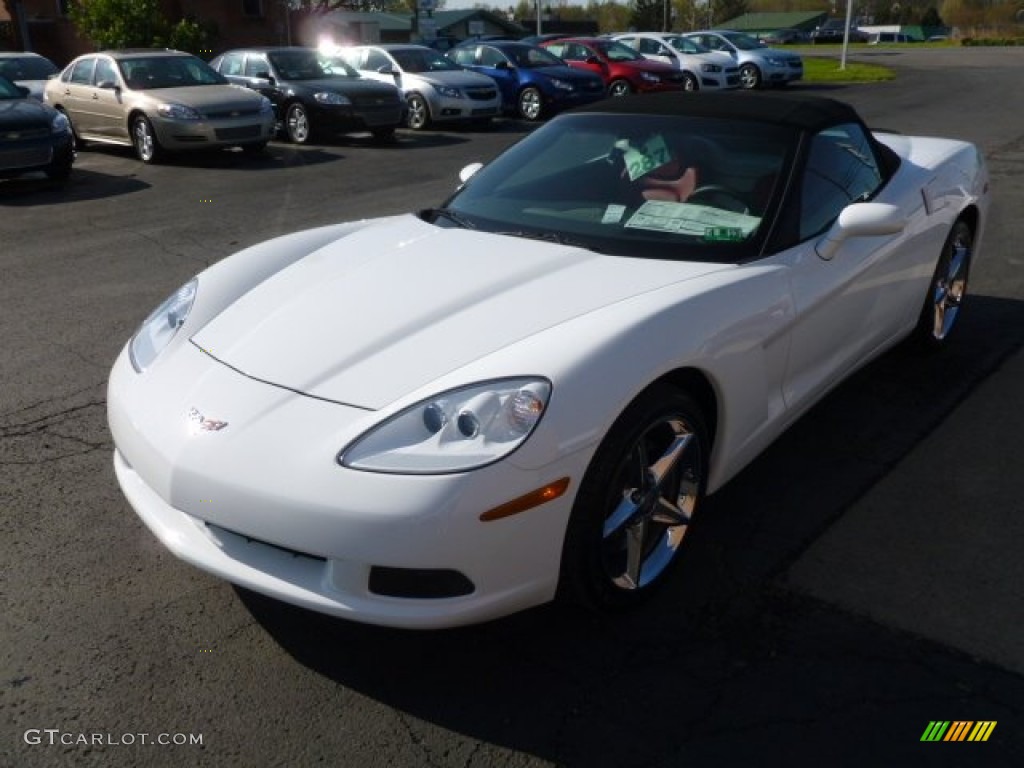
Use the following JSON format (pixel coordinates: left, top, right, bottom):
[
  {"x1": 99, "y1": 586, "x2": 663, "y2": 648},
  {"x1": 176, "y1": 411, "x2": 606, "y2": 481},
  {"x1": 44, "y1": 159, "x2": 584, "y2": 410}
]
[
  {"x1": 0, "y1": 97, "x2": 52, "y2": 127},
  {"x1": 290, "y1": 77, "x2": 398, "y2": 97},
  {"x1": 752, "y1": 47, "x2": 801, "y2": 61},
  {"x1": 133, "y1": 84, "x2": 266, "y2": 110},
  {"x1": 192, "y1": 214, "x2": 729, "y2": 410},
  {"x1": 408, "y1": 70, "x2": 496, "y2": 89}
]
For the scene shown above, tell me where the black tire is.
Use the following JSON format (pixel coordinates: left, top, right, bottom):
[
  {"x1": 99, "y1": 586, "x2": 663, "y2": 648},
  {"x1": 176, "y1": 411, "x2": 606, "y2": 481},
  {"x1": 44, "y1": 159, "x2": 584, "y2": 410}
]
[
  {"x1": 681, "y1": 72, "x2": 699, "y2": 91},
  {"x1": 914, "y1": 220, "x2": 973, "y2": 347},
  {"x1": 559, "y1": 384, "x2": 709, "y2": 611},
  {"x1": 739, "y1": 63, "x2": 762, "y2": 90},
  {"x1": 517, "y1": 86, "x2": 543, "y2": 121},
  {"x1": 608, "y1": 79, "x2": 632, "y2": 97},
  {"x1": 405, "y1": 93, "x2": 430, "y2": 130},
  {"x1": 285, "y1": 102, "x2": 311, "y2": 144},
  {"x1": 44, "y1": 148, "x2": 73, "y2": 181},
  {"x1": 131, "y1": 115, "x2": 163, "y2": 164}
]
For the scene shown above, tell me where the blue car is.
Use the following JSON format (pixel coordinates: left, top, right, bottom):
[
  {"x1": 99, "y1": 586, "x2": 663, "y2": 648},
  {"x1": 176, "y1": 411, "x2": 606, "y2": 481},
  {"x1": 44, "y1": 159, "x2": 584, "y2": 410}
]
[{"x1": 447, "y1": 41, "x2": 606, "y2": 121}]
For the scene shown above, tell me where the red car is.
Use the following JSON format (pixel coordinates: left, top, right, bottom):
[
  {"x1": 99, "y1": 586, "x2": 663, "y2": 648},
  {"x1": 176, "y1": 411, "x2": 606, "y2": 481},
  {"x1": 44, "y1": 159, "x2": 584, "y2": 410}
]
[{"x1": 541, "y1": 37, "x2": 687, "y2": 96}]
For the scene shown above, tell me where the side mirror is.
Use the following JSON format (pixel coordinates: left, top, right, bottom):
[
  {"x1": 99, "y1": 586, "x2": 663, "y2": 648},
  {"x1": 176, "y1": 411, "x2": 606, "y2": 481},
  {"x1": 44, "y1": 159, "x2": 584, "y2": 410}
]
[
  {"x1": 252, "y1": 71, "x2": 275, "y2": 85},
  {"x1": 96, "y1": 80, "x2": 120, "y2": 90},
  {"x1": 459, "y1": 162, "x2": 483, "y2": 185},
  {"x1": 495, "y1": 60, "x2": 510, "y2": 70},
  {"x1": 816, "y1": 202, "x2": 906, "y2": 260},
  {"x1": 16, "y1": 85, "x2": 30, "y2": 98},
  {"x1": 377, "y1": 66, "x2": 397, "y2": 76}
]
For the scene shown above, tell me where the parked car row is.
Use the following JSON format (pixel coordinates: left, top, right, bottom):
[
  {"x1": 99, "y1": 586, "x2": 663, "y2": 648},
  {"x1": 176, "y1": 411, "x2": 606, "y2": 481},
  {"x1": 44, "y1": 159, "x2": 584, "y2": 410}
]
[{"x1": 3, "y1": 31, "x2": 804, "y2": 174}]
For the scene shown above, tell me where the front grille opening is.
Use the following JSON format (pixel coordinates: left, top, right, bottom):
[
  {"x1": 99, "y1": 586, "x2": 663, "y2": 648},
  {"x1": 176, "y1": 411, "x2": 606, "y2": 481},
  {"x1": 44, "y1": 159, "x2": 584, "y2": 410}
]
[
  {"x1": 206, "y1": 523, "x2": 326, "y2": 563},
  {"x1": 368, "y1": 566, "x2": 474, "y2": 599}
]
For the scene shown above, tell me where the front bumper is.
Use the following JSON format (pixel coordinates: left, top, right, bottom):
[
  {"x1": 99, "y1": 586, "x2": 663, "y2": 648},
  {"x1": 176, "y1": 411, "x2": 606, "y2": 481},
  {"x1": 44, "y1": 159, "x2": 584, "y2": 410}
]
[
  {"x1": 763, "y1": 61, "x2": 803, "y2": 83},
  {"x1": 313, "y1": 100, "x2": 404, "y2": 133},
  {"x1": 423, "y1": 91, "x2": 501, "y2": 122},
  {"x1": 152, "y1": 112, "x2": 275, "y2": 150},
  {"x1": 0, "y1": 131, "x2": 72, "y2": 176},
  {"x1": 108, "y1": 341, "x2": 576, "y2": 628}
]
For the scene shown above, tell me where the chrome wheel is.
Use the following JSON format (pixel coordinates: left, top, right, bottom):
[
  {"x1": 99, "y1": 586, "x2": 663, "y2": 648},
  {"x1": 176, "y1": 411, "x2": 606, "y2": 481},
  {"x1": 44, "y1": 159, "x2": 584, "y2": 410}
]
[
  {"x1": 561, "y1": 385, "x2": 708, "y2": 609},
  {"x1": 517, "y1": 87, "x2": 542, "y2": 121},
  {"x1": 285, "y1": 103, "x2": 311, "y2": 143},
  {"x1": 608, "y1": 79, "x2": 632, "y2": 97},
  {"x1": 132, "y1": 116, "x2": 161, "y2": 163},
  {"x1": 739, "y1": 63, "x2": 761, "y2": 90},
  {"x1": 406, "y1": 94, "x2": 429, "y2": 130},
  {"x1": 919, "y1": 220, "x2": 972, "y2": 345}
]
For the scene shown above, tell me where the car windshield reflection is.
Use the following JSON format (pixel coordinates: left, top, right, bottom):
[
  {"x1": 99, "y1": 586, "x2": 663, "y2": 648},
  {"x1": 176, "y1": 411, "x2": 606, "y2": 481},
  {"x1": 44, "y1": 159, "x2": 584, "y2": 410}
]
[{"x1": 441, "y1": 113, "x2": 795, "y2": 262}]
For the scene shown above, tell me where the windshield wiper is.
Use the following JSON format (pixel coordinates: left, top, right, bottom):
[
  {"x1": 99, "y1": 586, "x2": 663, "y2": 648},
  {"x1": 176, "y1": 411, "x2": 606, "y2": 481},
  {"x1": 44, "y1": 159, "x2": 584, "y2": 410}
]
[
  {"x1": 421, "y1": 207, "x2": 476, "y2": 229},
  {"x1": 497, "y1": 230, "x2": 603, "y2": 253}
]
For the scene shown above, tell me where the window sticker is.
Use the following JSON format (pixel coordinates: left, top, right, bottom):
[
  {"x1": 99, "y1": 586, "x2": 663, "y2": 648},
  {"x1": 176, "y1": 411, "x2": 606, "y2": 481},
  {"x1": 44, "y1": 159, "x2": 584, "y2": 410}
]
[
  {"x1": 625, "y1": 200, "x2": 761, "y2": 238},
  {"x1": 601, "y1": 204, "x2": 626, "y2": 224},
  {"x1": 619, "y1": 135, "x2": 672, "y2": 181}
]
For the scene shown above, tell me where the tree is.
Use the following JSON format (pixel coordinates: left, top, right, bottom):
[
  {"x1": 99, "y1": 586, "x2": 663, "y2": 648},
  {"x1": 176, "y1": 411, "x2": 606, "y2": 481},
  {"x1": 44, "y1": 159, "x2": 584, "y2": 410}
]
[
  {"x1": 69, "y1": 0, "x2": 165, "y2": 49},
  {"x1": 630, "y1": 0, "x2": 666, "y2": 31}
]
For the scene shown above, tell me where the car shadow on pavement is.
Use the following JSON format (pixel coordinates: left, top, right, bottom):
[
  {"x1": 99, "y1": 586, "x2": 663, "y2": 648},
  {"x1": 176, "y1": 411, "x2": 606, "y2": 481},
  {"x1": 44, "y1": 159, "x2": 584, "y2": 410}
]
[
  {"x1": 238, "y1": 292, "x2": 1024, "y2": 765},
  {"x1": 0, "y1": 168, "x2": 149, "y2": 206}
]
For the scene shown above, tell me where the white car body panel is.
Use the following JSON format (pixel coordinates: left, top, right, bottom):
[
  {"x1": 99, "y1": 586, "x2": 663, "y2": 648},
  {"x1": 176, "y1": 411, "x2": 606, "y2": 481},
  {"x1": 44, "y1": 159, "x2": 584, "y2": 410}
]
[{"x1": 107, "y1": 114, "x2": 989, "y2": 627}]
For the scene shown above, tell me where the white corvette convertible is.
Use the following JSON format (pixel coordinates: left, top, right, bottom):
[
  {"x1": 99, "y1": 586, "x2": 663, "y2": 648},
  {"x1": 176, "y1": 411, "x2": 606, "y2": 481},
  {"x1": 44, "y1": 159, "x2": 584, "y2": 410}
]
[{"x1": 108, "y1": 93, "x2": 989, "y2": 628}]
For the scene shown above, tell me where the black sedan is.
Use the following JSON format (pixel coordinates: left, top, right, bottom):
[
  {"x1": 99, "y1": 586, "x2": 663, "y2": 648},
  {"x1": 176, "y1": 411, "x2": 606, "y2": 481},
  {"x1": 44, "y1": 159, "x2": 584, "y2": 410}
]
[
  {"x1": 210, "y1": 47, "x2": 406, "y2": 143},
  {"x1": 0, "y1": 75, "x2": 73, "y2": 182}
]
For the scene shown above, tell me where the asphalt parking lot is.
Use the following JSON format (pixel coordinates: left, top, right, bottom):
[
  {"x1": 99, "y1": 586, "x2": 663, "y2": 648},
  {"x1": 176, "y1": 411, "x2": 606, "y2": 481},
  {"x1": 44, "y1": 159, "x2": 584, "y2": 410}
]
[{"x1": 2, "y1": 47, "x2": 1023, "y2": 767}]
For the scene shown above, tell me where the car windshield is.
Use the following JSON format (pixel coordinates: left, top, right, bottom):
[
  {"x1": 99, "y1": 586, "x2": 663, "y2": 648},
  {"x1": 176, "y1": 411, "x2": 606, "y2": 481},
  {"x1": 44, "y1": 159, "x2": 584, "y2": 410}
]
[
  {"x1": 0, "y1": 56, "x2": 58, "y2": 80},
  {"x1": 504, "y1": 45, "x2": 564, "y2": 69},
  {"x1": 318, "y1": 56, "x2": 360, "y2": 78},
  {"x1": 439, "y1": 113, "x2": 796, "y2": 262},
  {"x1": 664, "y1": 36, "x2": 711, "y2": 54},
  {"x1": 391, "y1": 49, "x2": 461, "y2": 73},
  {"x1": 720, "y1": 32, "x2": 766, "y2": 50},
  {"x1": 592, "y1": 40, "x2": 645, "y2": 62},
  {"x1": 0, "y1": 75, "x2": 25, "y2": 99},
  {"x1": 119, "y1": 56, "x2": 227, "y2": 89},
  {"x1": 268, "y1": 50, "x2": 329, "y2": 80}
]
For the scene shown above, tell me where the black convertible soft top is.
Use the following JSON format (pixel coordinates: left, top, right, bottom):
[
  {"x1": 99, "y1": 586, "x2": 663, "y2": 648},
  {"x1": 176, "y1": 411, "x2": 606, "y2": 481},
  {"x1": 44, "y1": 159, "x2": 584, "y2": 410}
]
[{"x1": 574, "y1": 92, "x2": 863, "y2": 133}]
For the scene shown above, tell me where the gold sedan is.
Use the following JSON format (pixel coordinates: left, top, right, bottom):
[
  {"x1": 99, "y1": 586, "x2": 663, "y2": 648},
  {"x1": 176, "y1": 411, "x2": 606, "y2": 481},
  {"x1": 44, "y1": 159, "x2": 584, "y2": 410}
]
[{"x1": 45, "y1": 49, "x2": 276, "y2": 163}]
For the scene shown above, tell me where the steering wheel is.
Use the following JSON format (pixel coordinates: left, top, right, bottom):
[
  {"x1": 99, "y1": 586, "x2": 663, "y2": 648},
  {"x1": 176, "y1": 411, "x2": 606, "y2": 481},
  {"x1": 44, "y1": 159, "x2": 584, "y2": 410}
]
[{"x1": 686, "y1": 185, "x2": 750, "y2": 214}]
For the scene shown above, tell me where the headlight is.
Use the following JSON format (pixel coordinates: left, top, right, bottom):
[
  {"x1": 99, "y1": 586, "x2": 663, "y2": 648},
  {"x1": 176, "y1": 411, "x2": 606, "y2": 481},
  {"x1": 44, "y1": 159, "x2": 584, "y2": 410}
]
[
  {"x1": 340, "y1": 378, "x2": 551, "y2": 474},
  {"x1": 548, "y1": 78, "x2": 573, "y2": 91},
  {"x1": 435, "y1": 85, "x2": 461, "y2": 98},
  {"x1": 50, "y1": 111, "x2": 70, "y2": 134},
  {"x1": 314, "y1": 91, "x2": 351, "y2": 105},
  {"x1": 129, "y1": 279, "x2": 198, "y2": 373},
  {"x1": 766, "y1": 57, "x2": 788, "y2": 66},
  {"x1": 640, "y1": 72, "x2": 660, "y2": 83},
  {"x1": 700, "y1": 63, "x2": 722, "y2": 73},
  {"x1": 157, "y1": 103, "x2": 201, "y2": 120}
]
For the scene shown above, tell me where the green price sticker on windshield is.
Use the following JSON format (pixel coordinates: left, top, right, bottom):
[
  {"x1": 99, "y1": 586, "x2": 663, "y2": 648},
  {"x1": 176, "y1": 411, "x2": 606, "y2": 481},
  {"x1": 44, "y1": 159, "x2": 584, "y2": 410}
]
[{"x1": 703, "y1": 226, "x2": 745, "y2": 242}]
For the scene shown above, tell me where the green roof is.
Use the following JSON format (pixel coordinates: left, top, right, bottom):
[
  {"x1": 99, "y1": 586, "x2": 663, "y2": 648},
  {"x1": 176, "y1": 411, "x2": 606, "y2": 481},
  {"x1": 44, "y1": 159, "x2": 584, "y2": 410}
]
[{"x1": 719, "y1": 12, "x2": 828, "y2": 32}]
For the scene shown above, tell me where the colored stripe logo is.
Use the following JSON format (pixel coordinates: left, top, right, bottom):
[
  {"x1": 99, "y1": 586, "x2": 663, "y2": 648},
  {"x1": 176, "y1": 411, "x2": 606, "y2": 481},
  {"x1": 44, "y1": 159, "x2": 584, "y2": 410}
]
[{"x1": 920, "y1": 721, "x2": 996, "y2": 742}]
